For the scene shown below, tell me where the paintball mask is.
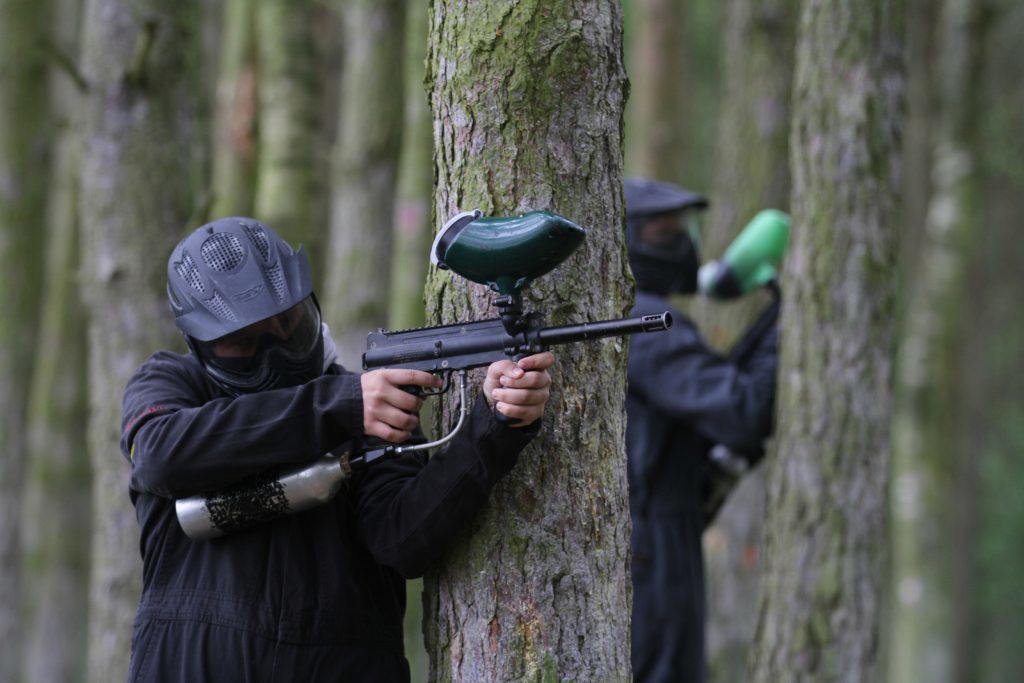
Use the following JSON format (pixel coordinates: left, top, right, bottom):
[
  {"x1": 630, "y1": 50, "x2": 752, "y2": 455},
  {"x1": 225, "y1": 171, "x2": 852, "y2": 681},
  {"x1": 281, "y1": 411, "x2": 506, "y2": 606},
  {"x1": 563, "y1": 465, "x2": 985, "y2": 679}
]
[
  {"x1": 192, "y1": 296, "x2": 324, "y2": 394},
  {"x1": 624, "y1": 178, "x2": 709, "y2": 295},
  {"x1": 167, "y1": 217, "x2": 323, "y2": 395}
]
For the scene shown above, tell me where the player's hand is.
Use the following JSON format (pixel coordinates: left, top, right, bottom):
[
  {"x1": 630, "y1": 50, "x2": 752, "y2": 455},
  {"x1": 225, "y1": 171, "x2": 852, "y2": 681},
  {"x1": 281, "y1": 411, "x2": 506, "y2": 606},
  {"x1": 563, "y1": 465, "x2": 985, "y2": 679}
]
[
  {"x1": 482, "y1": 352, "x2": 554, "y2": 427},
  {"x1": 360, "y1": 369, "x2": 442, "y2": 442}
]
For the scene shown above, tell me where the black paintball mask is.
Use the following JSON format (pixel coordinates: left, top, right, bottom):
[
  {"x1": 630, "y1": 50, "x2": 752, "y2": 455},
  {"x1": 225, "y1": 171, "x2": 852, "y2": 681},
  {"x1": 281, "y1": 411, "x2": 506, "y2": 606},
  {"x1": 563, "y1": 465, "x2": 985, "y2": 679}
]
[
  {"x1": 624, "y1": 178, "x2": 709, "y2": 295},
  {"x1": 166, "y1": 217, "x2": 324, "y2": 396}
]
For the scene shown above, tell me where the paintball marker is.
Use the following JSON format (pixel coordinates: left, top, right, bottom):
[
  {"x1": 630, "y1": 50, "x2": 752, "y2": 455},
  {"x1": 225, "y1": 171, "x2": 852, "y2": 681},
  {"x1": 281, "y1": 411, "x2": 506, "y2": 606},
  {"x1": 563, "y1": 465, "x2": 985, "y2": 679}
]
[
  {"x1": 698, "y1": 209, "x2": 790, "y2": 528},
  {"x1": 177, "y1": 209, "x2": 672, "y2": 541}
]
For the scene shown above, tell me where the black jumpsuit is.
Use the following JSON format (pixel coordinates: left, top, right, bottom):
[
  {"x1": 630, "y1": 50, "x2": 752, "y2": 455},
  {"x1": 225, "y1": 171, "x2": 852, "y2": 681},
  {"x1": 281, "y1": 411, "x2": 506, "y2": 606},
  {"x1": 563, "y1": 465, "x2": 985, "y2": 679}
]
[
  {"x1": 626, "y1": 290, "x2": 778, "y2": 683},
  {"x1": 120, "y1": 350, "x2": 539, "y2": 682}
]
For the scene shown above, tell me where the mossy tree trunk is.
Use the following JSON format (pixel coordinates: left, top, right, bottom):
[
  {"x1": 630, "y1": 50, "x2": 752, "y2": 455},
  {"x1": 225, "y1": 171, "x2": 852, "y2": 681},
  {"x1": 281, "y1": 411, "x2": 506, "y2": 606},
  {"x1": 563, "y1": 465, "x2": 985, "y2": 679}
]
[
  {"x1": 0, "y1": 1, "x2": 53, "y2": 680},
  {"x1": 322, "y1": 0, "x2": 407, "y2": 370},
  {"x1": 254, "y1": 0, "x2": 329, "y2": 280},
  {"x1": 210, "y1": 0, "x2": 257, "y2": 219},
  {"x1": 748, "y1": 1, "x2": 904, "y2": 681},
  {"x1": 421, "y1": 2, "x2": 633, "y2": 680},
  {"x1": 20, "y1": 1, "x2": 90, "y2": 680},
  {"x1": 888, "y1": 0, "x2": 989, "y2": 681},
  {"x1": 697, "y1": 2, "x2": 795, "y2": 681},
  {"x1": 78, "y1": 1, "x2": 202, "y2": 680}
]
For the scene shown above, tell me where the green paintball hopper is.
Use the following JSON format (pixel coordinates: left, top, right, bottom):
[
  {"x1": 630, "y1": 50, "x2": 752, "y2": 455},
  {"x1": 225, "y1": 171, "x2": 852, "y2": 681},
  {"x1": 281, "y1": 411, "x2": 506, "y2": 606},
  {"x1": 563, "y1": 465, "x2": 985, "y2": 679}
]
[
  {"x1": 697, "y1": 209, "x2": 791, "y2": 299},
  {"x1": 431, "y1": 209, "x2": 587, "y2": 296}
]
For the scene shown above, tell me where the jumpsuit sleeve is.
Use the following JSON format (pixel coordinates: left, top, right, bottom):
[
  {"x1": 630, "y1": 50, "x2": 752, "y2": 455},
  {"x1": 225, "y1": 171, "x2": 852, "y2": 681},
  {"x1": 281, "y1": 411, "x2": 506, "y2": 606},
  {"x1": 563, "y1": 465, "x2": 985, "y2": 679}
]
[
  {"x1": 121, "y1": 352, "x2": 364, "y2": 499},
  {"x1": 628, "y1": 306, "x2": 778, "y2": 453},
  {"x1": 348, "y1": 394, "x2": 541, "y2": 579}
]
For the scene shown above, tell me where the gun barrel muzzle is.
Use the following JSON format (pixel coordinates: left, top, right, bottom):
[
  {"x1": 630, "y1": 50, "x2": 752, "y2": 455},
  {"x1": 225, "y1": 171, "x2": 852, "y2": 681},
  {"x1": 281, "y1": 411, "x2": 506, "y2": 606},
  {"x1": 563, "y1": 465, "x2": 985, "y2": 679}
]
[{"x1": 536, "y1": 310, "x2": 672, "y2": 346}]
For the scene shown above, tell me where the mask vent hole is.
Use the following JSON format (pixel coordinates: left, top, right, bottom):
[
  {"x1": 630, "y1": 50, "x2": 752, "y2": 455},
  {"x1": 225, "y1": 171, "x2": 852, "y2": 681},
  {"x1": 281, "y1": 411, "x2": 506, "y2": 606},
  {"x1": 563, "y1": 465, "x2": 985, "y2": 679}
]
[
  {"x1": 175, "y1": 253, "x2": 205, "y2": 293},
  {"x1": 202, "y1": 233, "x2": 245, "y2": 271},
  {"x1": 206, "y1": 292, "x2": 237, "y2": 322},
  {"x1": 266, "y1": 263, "x2": 287, "y2": 302},
  {"x1": 244, "y1": 224, "x2": 271, "y2": 262}
]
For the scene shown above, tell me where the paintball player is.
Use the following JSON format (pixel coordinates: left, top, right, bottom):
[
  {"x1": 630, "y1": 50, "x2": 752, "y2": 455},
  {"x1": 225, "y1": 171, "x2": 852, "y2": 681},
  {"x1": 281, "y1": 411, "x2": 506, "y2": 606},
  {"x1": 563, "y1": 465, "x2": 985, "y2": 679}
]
[
  {"x1": 624, "y1": 178, "x2": 779, "y2": 683},
  {"x1": 120, "y1": 217, "x2": 554, "y2": 681}
]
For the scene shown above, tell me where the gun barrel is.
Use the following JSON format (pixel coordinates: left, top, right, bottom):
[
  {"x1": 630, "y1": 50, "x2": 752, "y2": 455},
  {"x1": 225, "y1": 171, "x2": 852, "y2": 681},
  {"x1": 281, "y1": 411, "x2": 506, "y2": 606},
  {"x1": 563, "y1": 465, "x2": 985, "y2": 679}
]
[{"x1": 537, "y1": 311, "x2": 673, "y2": 346}]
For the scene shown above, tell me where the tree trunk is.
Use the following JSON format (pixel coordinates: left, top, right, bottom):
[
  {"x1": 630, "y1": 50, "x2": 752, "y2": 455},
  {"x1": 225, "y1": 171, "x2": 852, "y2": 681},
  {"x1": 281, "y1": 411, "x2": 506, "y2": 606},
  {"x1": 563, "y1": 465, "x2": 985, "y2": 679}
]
[
  {"x1": 254, "y1": 0, "x2": 329, "y2": 279},
  {"x1": 0, "y1": 2, "x2": 53, "y2": 679},
  {"x1": 20, "y1": 2, "x2": 89, "y2": 680},
  {"x1": 697, "y1": 3, "x2": 795, "y2": 681},
  {"x1": 78, "y1": 2, "x2": 202, "y2": 680},
  {"x1": 422, "y1": 2, "x2": 632, "y2": 680},
  {"x1": 625, "y1": 0, "x2": 689, "y2": 182},
  {"x1": 210, "y1": 0, "x2": 257, "y2": 219},
  {"x1": 972, "y1": 4, "x2": 1024, "y2": 680},
  {"x1": 748, "y1": 1, "x2": 904, "y2": 681},
  {"x1": 389, "y1": 0, "x2": 432, "y2": 333},
  {"x1": 322, "y1": 0, "x2": 407, "y2": 370},
  {"x1": 887, "y1": 1, "x2": 989, "y2": 681}
]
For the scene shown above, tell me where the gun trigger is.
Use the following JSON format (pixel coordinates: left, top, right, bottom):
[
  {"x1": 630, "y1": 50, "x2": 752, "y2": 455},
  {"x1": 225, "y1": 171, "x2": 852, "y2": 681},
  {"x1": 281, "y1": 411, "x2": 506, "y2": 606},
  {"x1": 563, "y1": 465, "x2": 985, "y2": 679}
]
[{"x1": 400, "y1": 384, "x2": 424, "y2": 397}]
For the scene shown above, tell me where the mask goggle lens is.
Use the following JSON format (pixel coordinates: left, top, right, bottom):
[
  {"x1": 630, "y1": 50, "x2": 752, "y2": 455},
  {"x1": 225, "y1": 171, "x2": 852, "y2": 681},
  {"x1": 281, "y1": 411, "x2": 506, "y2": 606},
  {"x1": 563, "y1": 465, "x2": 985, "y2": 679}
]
[{"x1": 198, "y1": 297, "x2": 322, "y2": 377}]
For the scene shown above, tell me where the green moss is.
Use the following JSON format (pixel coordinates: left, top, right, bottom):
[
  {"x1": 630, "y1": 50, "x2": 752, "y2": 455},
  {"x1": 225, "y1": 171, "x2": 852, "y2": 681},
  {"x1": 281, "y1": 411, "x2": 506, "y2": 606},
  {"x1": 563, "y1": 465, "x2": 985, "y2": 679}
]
[{"x1": 540, "y1": 653, "x2": 562, "y2": 682}]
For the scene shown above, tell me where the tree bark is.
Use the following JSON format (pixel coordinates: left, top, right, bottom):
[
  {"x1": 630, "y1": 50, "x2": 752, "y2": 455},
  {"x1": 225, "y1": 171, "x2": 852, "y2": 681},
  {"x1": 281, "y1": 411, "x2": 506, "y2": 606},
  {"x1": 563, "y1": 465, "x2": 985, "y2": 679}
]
[
  {"x1": 422, "y1": 2, "x2": 633, "y2": 680},
  {"x1": 78, "y1": 2, "x2": 202, "y2": 679},
  {"x1": 0, "y1": 2, "x2": 53, "y2": 679},
  {"x1": 749, "y1": 1, "x2": 904, "y2": 681},
  {"x1": 322, "y1": 0, "x2": 407, "y2": 370},
  {"x1": 254, "y1": 0, "x2": 329, "y2": 279}
]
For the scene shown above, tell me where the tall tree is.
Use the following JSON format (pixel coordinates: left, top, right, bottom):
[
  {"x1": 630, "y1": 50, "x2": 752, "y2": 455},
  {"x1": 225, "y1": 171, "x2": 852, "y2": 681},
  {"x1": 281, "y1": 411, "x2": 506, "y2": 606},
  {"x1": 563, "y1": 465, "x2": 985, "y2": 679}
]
[
  {"x1": 421, "y1": 2, "x2": 633, "y2": 680},
  {"x1": 254, "y1": 0, "x2": 329, "y2": 278},
  {"x1": 697, "y1": 2, "x2": 795, "y2": 680},
  {"x1": 78, "y1": 2, "x2": 203, "y2": 680},
  {"x1": 322, "y1": 0, "x2": 407, "y2": 370},
  {"x1": 887, "y1": 0, "x2": 989, "y2": 681},
  {"x1": 210, "y1": 0, "x2": 258, "y2": 218},
  {"x1": 20, "y1": 1, "x2": 90, "y2": 680},
  {"x1": 973, "y1": 4, "x2": 1024, "y2": 680},
  {"x1": 625, "y1": 0, "x2": 689, "y2": 182},
  {"x1": 389, "y1": 0, "x2": 433, "y2": 333},
  {"x1": 749, "y1": 1, "x2": 904, "y2": 681},
  {"x1": 0, "y1": 1, "x2": 53, "y2": 680}
]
